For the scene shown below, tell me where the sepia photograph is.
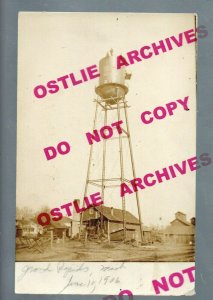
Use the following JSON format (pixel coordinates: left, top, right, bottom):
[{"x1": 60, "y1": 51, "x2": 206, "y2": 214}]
[{"x1": 15, "y1": 12, "x2": 197, "y2": 294}]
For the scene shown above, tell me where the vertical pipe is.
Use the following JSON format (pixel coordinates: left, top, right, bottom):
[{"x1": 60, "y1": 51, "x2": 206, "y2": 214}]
[
  {"x1": 123, "y1": 98, "x2": 143, "y2": 242},
  {"x1": 79, "y1": 101, "x2": 99, "y2": 239},
  {"x1": 117, "y1": 100, "x2": 126, "y2": 241}
]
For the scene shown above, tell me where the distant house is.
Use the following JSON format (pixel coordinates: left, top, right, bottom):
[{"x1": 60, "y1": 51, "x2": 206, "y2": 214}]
[
  {"x1": 16, "y1": 218, "x2": 43, "y2": 238},
  {"x1": 82, "y1": 205, "x2": 151, "y2": 242},
  {"x1": 164, "y1": 212, "x2": 195, "y2": 244}
]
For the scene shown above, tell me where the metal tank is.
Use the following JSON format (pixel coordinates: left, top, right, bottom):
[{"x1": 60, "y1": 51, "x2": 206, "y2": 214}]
[{"x1": 95, "y1": 49, "x2": 131, "y2": 104}]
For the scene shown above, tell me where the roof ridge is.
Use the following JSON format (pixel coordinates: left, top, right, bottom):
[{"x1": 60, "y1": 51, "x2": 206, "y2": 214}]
[{"x1": 171, "y1": 218, "x2": 191, "y2": 226}]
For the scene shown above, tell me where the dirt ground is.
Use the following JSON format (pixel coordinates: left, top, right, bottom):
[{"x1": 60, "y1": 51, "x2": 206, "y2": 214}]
[{"x1": 16, "y1": 238, "x2": 195, "y2": 262}]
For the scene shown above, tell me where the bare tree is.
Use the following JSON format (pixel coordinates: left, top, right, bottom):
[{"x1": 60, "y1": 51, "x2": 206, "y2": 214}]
[{"x1": 16, "y1": 206, "x2": 35, "y2": 220}]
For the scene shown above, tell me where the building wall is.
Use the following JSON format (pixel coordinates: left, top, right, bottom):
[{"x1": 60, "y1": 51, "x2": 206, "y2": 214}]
[
  {"x1": 109, "y1": 221, "x2": 142, "y2": 241},
  {"x1": 18, "y1": 224, "x2": 43, "y2": 237},
  {"x1": 54, "y1": 228, "x2": 70, "y2": 238},
  {"x1": 164, "y1": 221, "x2": 195, "y2": 244},
  {"x1": 109, "y1": 221, "x2": 123, "y2": 233},
  {"x1": 167, "y1": 222, "x2": 195, "y2": 234},
  {"x1": 111, "y1": 229, "x2": 137, "y2": 241},
  {"x1": 170, "y1": 220, "x2": 191, "y2": 231},
  {"x1": 164, "y1": 234, "x2": 195, "y2": 244},
  {"x1": 143, "y1": 231, "x2": 152, "y2": 243}
]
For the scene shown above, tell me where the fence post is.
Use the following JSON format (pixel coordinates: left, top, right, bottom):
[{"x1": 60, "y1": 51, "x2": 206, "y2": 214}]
[
  {"x1": 63, "y1": 231, "x2": 65, "y2": 244},
  {"x1": 50, "y1": 230, "x2": 53, "y2": 249}
]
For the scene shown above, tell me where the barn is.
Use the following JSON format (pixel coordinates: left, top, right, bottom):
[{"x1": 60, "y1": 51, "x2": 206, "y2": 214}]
[
  {"x1": 164, "y1": 212, "x2": 195, "y2": 244},
  {"x1": 82, "y1": 205, "x2": 151, "y2": 242}
]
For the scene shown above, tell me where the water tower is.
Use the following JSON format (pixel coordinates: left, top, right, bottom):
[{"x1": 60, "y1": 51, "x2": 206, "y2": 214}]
[{"x1": 79, "y1": 49, "x2": 143, "y2": 242}]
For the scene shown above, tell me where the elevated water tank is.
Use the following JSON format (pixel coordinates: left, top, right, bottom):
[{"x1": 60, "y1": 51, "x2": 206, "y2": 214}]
[{"x1": 95, "y1": 49, "x2": 131, "y2": 103}]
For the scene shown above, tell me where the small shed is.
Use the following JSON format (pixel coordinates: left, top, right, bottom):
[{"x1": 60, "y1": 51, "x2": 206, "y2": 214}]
[
  {"x1": 110, "y1": 228, "x2": 138, "y2": 241},
  {"x1": 48, "y1": 217, "x2": 72, "y2": 238}
]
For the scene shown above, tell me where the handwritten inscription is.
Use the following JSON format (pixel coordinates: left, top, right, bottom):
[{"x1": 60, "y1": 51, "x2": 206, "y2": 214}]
[
  {"x1": 57, "y1": 262, "x2": 89, "y2": 278},
  {"x1": 17, "y1": 262, "x2": 125, "y2": 294},
  {"x1": 100, "y1": 263, "x2": 125, "y2": 272},
  {"x1": 16, "y1": 262, "x2": 195, "y2": 295},
  {"x1": 17, "y1": 263, "x2": 53, "y2": 281}
]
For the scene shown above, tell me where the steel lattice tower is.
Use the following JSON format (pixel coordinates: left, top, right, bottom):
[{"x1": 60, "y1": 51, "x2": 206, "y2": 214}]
[{"x1": 79, "y1": 50, "x2": 143, "y2": 242}]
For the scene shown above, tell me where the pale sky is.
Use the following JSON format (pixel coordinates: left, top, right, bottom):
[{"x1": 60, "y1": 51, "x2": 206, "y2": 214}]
[{"x1": 17, "y1": 13, "x2": 196, "y2": 226}]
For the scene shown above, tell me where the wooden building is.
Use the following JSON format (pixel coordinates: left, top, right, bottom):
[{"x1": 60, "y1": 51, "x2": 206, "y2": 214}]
[
  {"x1": 50, "y1": 217, "x2": 72, "y2": 238},
  {"x1": 82, "y1": 205, "x2": 151, "y2": 242},
  {"x1": 164, "y1": 212, "x2": 195, "y2": 244},
  {"x1": 16, "y1": 218, "x2": 43, "y2": 238}
]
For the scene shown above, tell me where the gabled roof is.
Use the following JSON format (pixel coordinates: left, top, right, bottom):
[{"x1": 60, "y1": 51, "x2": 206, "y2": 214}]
[
  {"x1": 83, "y1": 205, "x2": 140, "y2": 224},
  {"x1": 176, "y1": 211, "x2": 186, "y2": 216},
  {"x1": 170, "y1": 218, "x2": 191, "y2": 226},
  {"x1": 49, "y1": 216, "x2": 72, "y2": 228}
]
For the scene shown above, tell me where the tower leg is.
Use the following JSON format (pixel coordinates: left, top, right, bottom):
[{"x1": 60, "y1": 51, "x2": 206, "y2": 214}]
[
  {"x1": 79, "y1": 101, "x2": 99, "y2": 239},
  {"x1": 123, "y1": 99, "x2": 143, "y2": 243},
  {"x1": 117, "y1": 100, "x2": 126, "y2": 241},
  {"x1": 100, "y1": 103, "x2": 107, "y2": 231}
]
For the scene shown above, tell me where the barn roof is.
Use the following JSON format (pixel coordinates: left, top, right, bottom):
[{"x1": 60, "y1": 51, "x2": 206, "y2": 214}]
[
  {"x1": 176, "y1": 211, "x2": 186, "y2": 216},
  {"x1": 83, "y1": 205, "x2": 140, "y2": 224},
  {"x1": 170, "y1": 218, "x2": 191, "y2": 226}
]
